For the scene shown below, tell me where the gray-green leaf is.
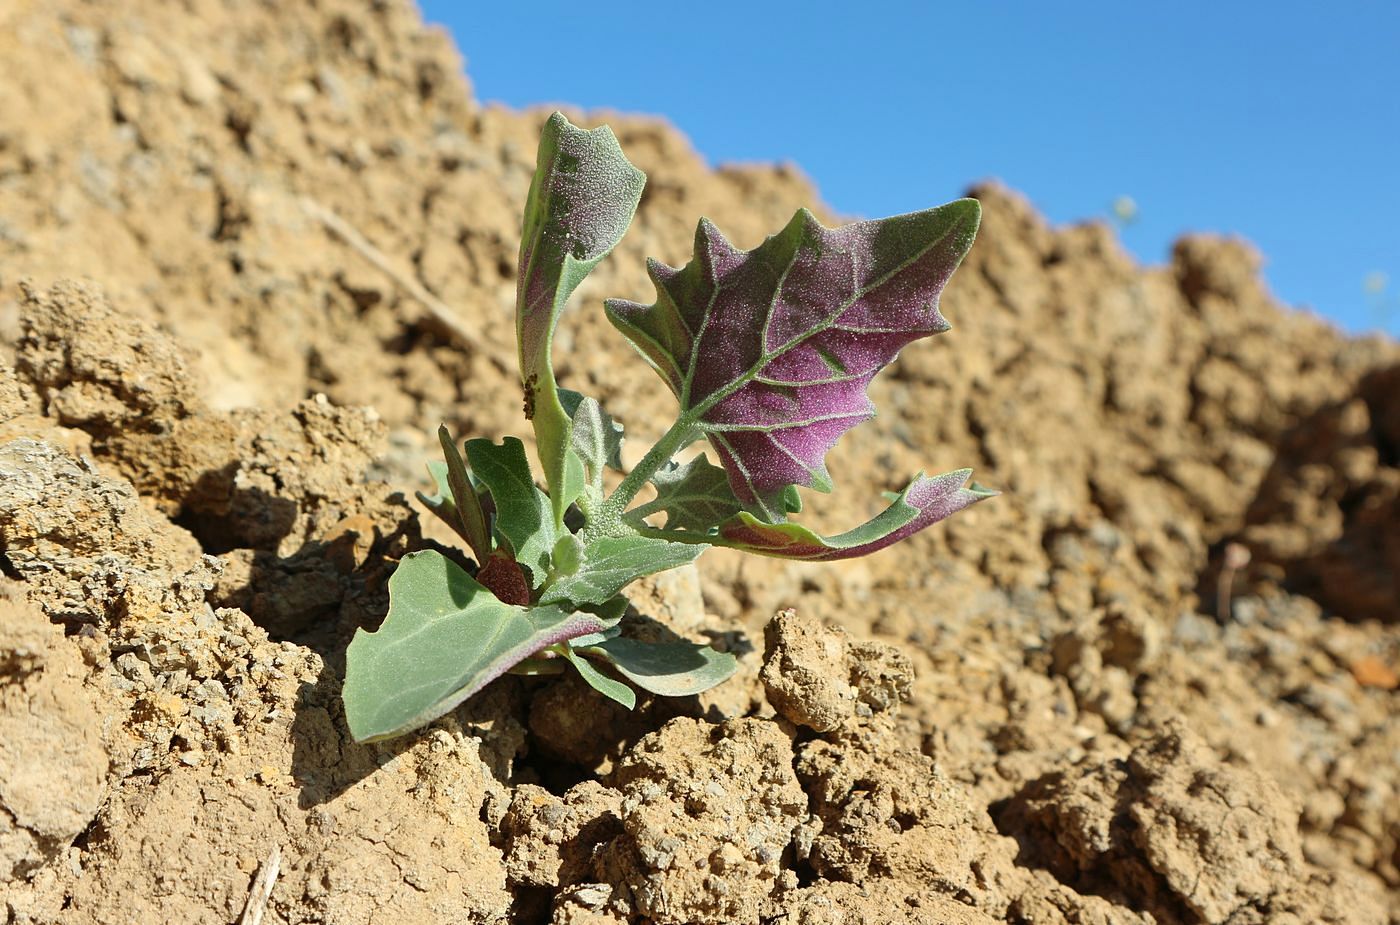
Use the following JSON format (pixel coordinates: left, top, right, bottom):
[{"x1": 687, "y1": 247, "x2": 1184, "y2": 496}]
[
  {"x1": 416, "y1": 460, "x2": 459, "y2": 536},
  {"x1": 580, "y1": 636, "x2": 737, "y2": 697},
  {"x1": 465, "y1": 437, "x2": 557, "y2": 586},
  {"x1": 560, "y1": 389, "x2": 625, "y2": 499},
  {"x1": 644, "y1": 454, "x2": 743, "y2": 531},
  {"x1": 438, "y1": 425, "x2": 492, "y2": 563},
  {"x1": 539, "y1": 535, "x2": 705, "y2": 607},
  {"x1": 561, "y1": 646, "x2": 636, "y2": 709},
  {"x1": 518, "y1": 113, "x2": 645, "y2": 526},
  {"x1": 550, "y1": 532, "x2": 585, "y2": 577},
  {"x1": 343, "y1": 550, "x2": 605, "y2": 743}
]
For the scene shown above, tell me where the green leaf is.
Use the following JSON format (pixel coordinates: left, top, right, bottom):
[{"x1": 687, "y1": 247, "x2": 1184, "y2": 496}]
[
  {"x1": 539, "y1": 535, "x2": 705, "y2": 607},
  {"x1": 560, "y1": 646, "x2": 636, "y2": 709},
  {"x1": 578, "y1": 594, "x2": 630, "y2": 628},
  {"x1": 508, "y1": 657, "x2": 568, "y2": 677},
  {"x1": 567, "y1": 622, "x2": 623, "y2": 649},
  {"x1": 580, "y1": 637, "x2": 737, "y2": 697},
  {"x1": 343, "y1": 550, "x2": 605, "y2": 743},
  {"x1": 560, "y1": 389, "x2": 625, "y2": 501},
  {"x1": 465, "y1": 437, "x2": 557, "y2": 586},
  {"x1": 550, "y1": 532, "x2": 585, "y2": 577},
  {"x1": 416, "y1": 460, "x2": 460, "y2": 536},
  {"x1": 437, "y1": 425, "x2": 492, "y2": 563},
  {"x1": 518, "y1": 112, "x2": 645, "y2": 527},
  {"x1": 642, "y1": 454, "x2": 744, "y2": 531}
]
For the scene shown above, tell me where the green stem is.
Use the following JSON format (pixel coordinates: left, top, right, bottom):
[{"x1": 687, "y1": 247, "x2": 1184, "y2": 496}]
[
  {"x1": 634, "y1": 525, "x2": 730, "y2": 547},
  {"x1": 584, "y1": 417, "x2": 697, "y2": 539},
  {"x1": 574, "y1": 489, "x2": 595, "y2": 522},
  {"x1": 509, "y1": 656, "x2": 567, "y2": 676},
  {"x1": 621, "y1": 496, "x2": 667, "y2": 525}
]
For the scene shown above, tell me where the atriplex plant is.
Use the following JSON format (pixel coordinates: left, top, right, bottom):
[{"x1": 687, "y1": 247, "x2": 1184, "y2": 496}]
[{"x1": 342, "y1": 113, "x2": 993, "y2": 743}]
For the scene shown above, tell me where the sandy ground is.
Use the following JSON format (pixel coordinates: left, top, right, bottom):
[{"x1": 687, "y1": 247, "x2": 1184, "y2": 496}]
[{"x1": 2, "y1": 1, "x2": 1398, "y2": 922}]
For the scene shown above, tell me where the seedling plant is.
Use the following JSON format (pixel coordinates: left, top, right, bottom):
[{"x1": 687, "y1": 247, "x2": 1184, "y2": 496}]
[{"x1": 342, "y1": 114, "x2": 993, "y2": 742}]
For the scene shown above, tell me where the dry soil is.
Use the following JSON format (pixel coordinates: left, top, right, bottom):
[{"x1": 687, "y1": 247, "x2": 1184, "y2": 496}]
[{"x1": 1, "y1": 2, "x2": 1398, "y2": 923}]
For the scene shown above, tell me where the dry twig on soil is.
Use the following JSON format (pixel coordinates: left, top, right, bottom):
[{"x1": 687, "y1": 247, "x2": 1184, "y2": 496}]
[
  {"x1": 301, "y1": 196, "x2": 510, "y2": 372},
  {"x1": 238, "y1": 843, "x2": 282, "y2": 925}
]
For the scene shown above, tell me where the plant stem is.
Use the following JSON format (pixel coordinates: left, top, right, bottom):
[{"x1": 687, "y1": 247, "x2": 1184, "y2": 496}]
[
  {"x1": 634, "y1": 525, "x2": 722, "y2": 547},
  {"x1": 584, "y1": 417, "x2": 696, "y2": 539},
  {"x1": 621, "y1": 496, "x2": 666, "y2": 525}
]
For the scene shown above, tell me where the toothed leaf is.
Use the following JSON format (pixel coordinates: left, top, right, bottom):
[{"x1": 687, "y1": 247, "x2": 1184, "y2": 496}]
[
  {"x1": 343, "y1": 550, "x2": 605, "y2": 742},
  {"x1": 646, "y1": 454, "x2": 744, "y2": 531},
  {"x1": 465, "y1": 437, "x2": 556, "y2": 586},
  {"x1": 717, "y1": 469, "x2": 996, "y2": 560},
  {"x1": 606, "y1": 200, "x2": 980, "y2": 521},
  {"x1": 518, "y1": 112, "x2": 645, "y2": 525}
]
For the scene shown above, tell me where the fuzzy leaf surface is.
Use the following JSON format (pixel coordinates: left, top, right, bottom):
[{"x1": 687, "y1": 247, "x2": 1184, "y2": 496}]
[
  {"x1": 437, "y1": 425, "x2": 491, "y2": 562},
  {"x1": 417, "y1": 460, "x2": 460, "y2": 538},
  {"x1": 580, "y1": 637, "x2": 737, "y2": 697},
  {"x1": 518, "y1": 112, "x2": 645, "y2": 524},
  {"x1": 578, "y1": 595, "x2": 630, "y2": 629},
  {"x1": 561, "y1": 646, "x2": 637, "y2": 709},
  {"x1": 717, "y1": 469, "x2": 996, "y2": 560},
  {"x1": 465, "y1": 437, "x2": 556, "y2": 586},
  {"x1": 539, "y1": 535, "x2": 705, "y2": 607},
  {"x1": 644, "y1": 454, "x2": 744, "y2": 531},
  {"x1": 343, "y1": 550, "x2": 605, "y2": 742},
  {"x1": 606, "y1": 200, "x2": 980, "y2": 520},
  {"x1": 560, "y1": 388, "x2": 624, "y2": 500}
]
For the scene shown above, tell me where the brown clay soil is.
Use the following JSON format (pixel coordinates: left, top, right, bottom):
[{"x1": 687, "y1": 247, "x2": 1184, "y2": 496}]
[{"x1": 2, "y1": 3, "x2": 1399, "y2": 923}]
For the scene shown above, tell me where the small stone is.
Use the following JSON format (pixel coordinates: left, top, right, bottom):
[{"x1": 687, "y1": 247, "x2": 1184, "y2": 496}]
[{"x1": 1349, "y1": 655, "x2": 1399, "y2": 690}]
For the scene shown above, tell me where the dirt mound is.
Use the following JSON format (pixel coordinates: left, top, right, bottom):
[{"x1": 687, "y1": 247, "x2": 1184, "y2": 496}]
[{"x1": 2, "y1": 1, "x2": 1398, "y2": 923}]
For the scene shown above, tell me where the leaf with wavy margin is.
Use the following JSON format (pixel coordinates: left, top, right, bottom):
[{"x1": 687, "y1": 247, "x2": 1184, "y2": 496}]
[
  {"x1": 560, "y1": 388, "x2": 624, "y2": 503},
  {"x1": 465, "y1": 437, "x2": 556, "y2": 587},
  {"x1": 343, "y1": 550, "x2": 605, "y2": 742},
  {"x1": 638, "y1": 454, "x2": 744, "y2": 531},
  {"x1": 607, "y1": 199, "x2": 980, "y2": 521}
]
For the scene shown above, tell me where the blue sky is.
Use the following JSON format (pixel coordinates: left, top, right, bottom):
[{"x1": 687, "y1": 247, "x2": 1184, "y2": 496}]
[{"x1": 421, "y1": 1, "x2": 1399, "y2": 334}]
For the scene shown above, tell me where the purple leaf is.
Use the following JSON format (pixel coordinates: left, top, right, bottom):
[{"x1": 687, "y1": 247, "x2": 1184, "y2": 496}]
[
  {"x1": 606, "y1": 199, "x2": 980, "y2": 520},
  {"x1": 716, "y1": 469, "x2": 995, "y2": 561}
]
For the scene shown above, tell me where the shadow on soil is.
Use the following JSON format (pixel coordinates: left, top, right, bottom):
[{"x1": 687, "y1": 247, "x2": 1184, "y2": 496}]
[{"x1": 1197, "y1": 363, "x2": 1400, "y2": 625}]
